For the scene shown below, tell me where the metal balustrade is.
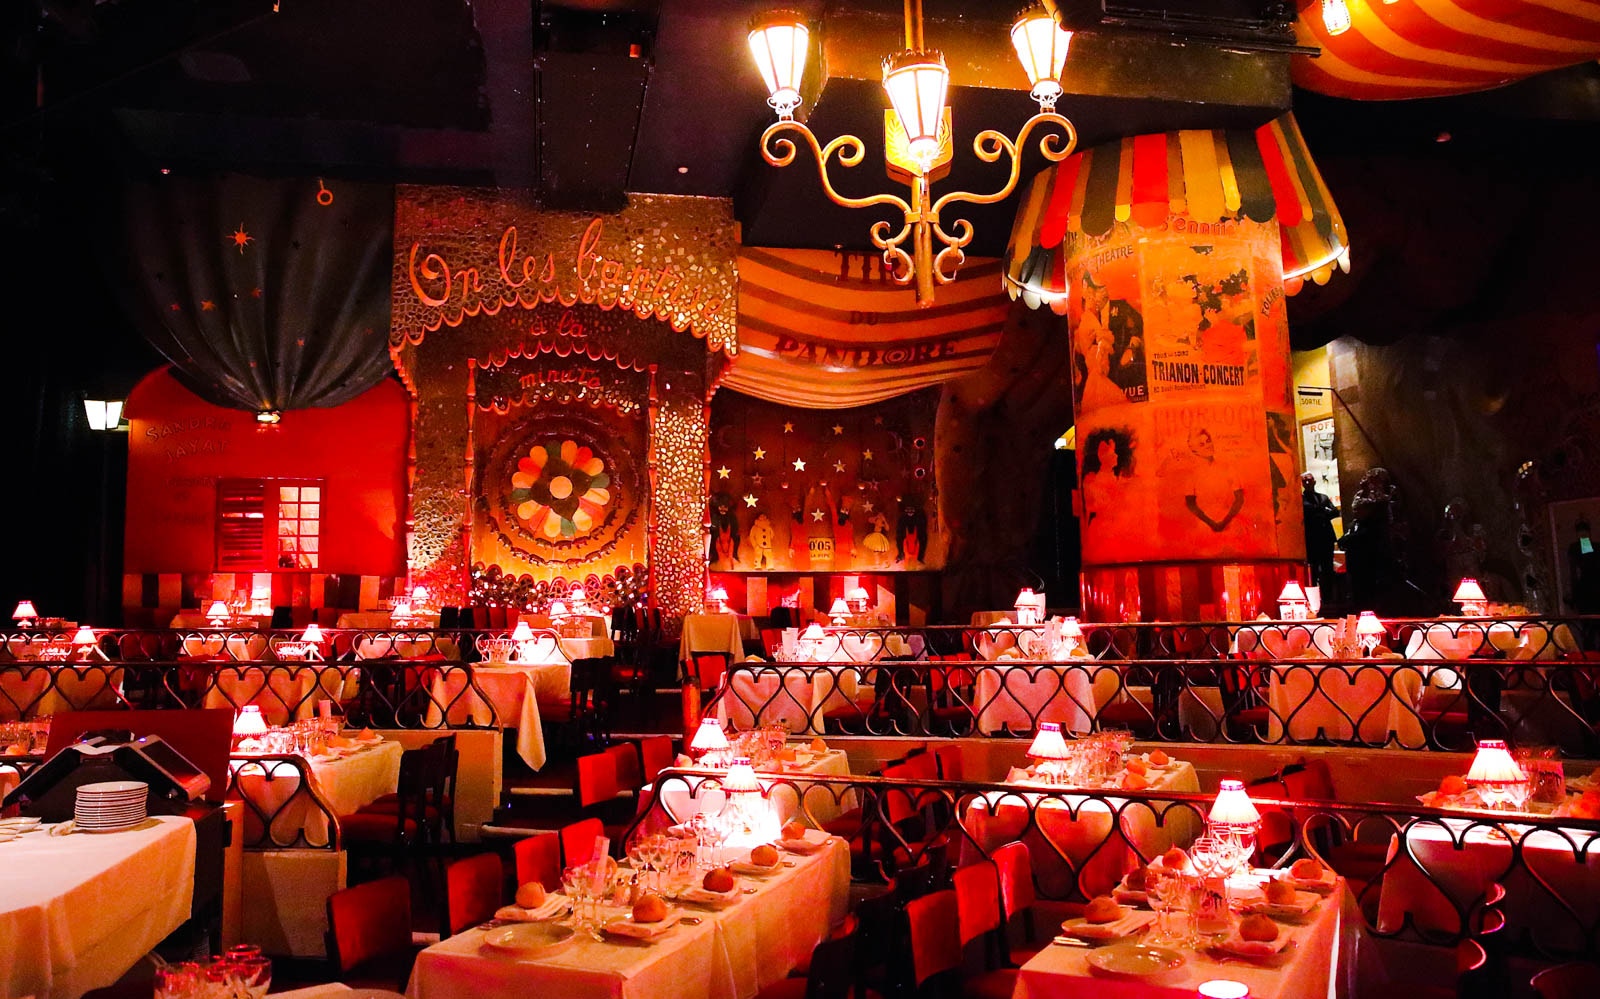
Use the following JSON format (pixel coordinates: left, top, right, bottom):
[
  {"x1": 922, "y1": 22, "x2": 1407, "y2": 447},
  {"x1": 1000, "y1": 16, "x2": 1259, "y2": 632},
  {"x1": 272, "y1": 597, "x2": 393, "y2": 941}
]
[
  {"x1": 627, "y1": 767, "x2": 1600, "y2": 961},
  {"x1": 225, "y1": 753, "x2": 344, "y2": 850}
]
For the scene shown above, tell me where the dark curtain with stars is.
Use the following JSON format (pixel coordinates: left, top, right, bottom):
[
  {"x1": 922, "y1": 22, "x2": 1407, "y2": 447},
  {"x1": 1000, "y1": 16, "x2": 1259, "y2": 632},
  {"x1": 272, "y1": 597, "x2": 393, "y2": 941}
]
[{"x1": 121, "y1": 174, "x2": 395, "y2": 412}]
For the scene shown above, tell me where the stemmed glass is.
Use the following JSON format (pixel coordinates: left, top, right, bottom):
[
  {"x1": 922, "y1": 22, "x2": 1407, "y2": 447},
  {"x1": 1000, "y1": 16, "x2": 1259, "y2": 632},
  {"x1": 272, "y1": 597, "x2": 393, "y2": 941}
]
[{"x1": 1145, "y1": 866, "x2": 1182, "y2": 946}]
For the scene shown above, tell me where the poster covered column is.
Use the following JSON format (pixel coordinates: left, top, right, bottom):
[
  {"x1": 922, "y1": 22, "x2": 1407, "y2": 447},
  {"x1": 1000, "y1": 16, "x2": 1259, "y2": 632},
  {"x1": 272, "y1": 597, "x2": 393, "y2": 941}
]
[{"x1": 1067, "y1": 215, "x2": 1304, "y2": 620}]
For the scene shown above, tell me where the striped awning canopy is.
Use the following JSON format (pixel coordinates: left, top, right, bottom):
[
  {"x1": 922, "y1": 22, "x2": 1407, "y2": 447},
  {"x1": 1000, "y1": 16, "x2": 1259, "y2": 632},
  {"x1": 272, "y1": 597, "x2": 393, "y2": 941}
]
[
  {"x1": 1294, "y1": 0, "x2": 1600, "y2": 101},
  {"x1": 726, "y1": 247, "x2": 1008, "y2": 409},
  {"x1": 1003, "y1": 112, "x2": 1349, "y2": 312}
]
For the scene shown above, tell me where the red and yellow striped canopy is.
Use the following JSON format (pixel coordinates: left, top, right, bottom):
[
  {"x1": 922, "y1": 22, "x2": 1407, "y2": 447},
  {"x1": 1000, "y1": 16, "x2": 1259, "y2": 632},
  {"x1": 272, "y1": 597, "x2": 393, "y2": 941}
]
[
  {"x1": 1003, "y1": 112, "x2": 1350, "y2": 312},
  {"x1": 1294, "y1": 0, "x2": 1600, "y2": 100}
]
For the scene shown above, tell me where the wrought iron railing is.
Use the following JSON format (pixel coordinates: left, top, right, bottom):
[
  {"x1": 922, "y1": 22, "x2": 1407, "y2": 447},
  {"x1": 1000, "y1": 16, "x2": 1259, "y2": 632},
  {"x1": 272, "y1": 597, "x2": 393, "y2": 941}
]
[
  {"x1": 0, "y1": 660, "x2": 502, "y2": 730},
  {"x1": 225, "y1": 753, "x2": 344, "y2": 850},
  {"x1": 714, "y1": 656, "x2": 1600, "y2": 754},
  {"x1": 628, "y1": 767, "x2": 1600, "y2": 960}
]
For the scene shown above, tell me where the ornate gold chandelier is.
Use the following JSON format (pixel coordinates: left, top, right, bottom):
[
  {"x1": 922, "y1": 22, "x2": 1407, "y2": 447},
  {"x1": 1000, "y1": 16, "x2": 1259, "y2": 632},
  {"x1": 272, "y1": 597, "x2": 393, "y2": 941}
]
[{"x1": 748, "y1": 2, "x2": 1077, "y2": 306}]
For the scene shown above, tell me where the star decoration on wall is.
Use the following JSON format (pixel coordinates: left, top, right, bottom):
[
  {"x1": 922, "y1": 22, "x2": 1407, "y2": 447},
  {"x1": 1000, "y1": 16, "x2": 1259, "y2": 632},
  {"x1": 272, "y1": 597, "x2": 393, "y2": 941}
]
[
  {"x1": 717, "y1": 466, "x2": 730, "y2": 479},
  {"x1": 229, "y1": 225, "x2": 254, "y2": 253},
  {"x1": 833, "y1": 460, "x2": 845, "y2": 472},
  {"x1": 782, "y1": 422, "x2": 794, "y2": 433},
  {"x1": 863, "y1": 499, "x2": 875, "y2": 512},
  {"x1": 753, "y1": 447, "x2": 766, "y2": 460},
  {"x1": 751, "y1": 474, "x2": 764, "y2": 486},
  {"x1": 201, "y1": 300, "x2": 217, "y2": 311},
  {"x1": 862, "y1": 449, "x2": 874, "y2": 460},
  {"x1": 873, "y1": 415, "x2": 884, "y2": 425},
  {"x1": 811, "y1": 509, "x2": 825, "y2": 521},
  {"x1": 743, "y1": 494, "x2": 758, "y2": 507},
  {"x1": 832, "y1": 424, "x2": 844, "y2": 435},
  {"x1": 792, "y1": 457, "x2": 806, "y2": 471}
]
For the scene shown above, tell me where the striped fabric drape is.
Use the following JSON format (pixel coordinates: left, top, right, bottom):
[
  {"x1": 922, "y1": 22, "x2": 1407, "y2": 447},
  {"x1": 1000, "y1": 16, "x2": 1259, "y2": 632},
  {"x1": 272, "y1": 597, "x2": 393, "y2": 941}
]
[
  {"x1": 1003, "y1": 112, "x2": 1350, "y2": 312},
  {"x1": 1293, "y1": 0, "x2": 1600, "y2": 101},
  {"x1": 726, "y1": 248, "x2": 1009, "y2": 409}
]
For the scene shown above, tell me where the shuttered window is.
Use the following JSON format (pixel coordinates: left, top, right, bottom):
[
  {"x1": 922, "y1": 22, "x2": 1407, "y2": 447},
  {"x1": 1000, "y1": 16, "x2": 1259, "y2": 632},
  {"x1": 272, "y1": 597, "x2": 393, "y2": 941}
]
[{"x1": 216, "y1": 479, "x2": 323, "y2": 570}]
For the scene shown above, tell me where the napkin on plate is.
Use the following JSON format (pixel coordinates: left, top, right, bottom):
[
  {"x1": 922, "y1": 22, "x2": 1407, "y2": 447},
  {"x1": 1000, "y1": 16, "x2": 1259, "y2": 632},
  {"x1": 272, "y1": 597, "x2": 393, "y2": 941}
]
[
  {"x1": 1060, "y1": 909, "x2": 1155, "y2": 941},
  {"x1": 495, "y1": 894, "x2": 569, "y2": 922},
  {"x1": 603, "y1": 909, "x2": 682, "y2": 938},
  {"x1": 679, "y1": 887, "x2": 740, "y2": 908},
  {"x1": 1215, "y1": 928, "x2": 1294, "y2": 958}
]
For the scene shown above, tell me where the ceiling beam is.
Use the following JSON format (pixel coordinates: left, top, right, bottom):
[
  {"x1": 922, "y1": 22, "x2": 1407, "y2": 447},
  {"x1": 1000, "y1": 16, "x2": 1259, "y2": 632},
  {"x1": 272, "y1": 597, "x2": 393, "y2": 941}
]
[{"x1": 474, "y1": 0, "x2": 537, "y2": 189}]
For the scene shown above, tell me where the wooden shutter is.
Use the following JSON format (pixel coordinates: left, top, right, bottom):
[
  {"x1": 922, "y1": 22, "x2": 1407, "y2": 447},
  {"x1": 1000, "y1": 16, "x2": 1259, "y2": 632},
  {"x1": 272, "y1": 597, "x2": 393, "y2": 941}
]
[{"x1": 217, "y1": 479, "x2": 268, "y2": 570}]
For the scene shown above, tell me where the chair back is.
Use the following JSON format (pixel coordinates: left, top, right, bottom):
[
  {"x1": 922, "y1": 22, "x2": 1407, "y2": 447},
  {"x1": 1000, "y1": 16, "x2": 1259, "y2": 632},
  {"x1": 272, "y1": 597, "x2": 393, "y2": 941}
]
[
  {"x1": 992, "y1": 841, "x2": 1036, "y2": 919},
  {"x1": 445, "y1": 853, "x2": 503, "y2": 936},
  {"x1": 934, "y1": 744, "x2": 964, "y2": 782},
  {"x1": 561, "y1": 816, "x2": 605, "y2": 867},
  {"x1": 639, "y1": 735, "x2": 674, "y2": 784},
  {"x1": 905, "y1": 889, "x2": 961, "y2": 987},
  {"x1": 1454, "y1": 939, "x2": 1490, "y2": 999},
  {"x1": 953, "y1": 860, "x2": 1003, "y2": 947},
  {"x1": 801, "y1": 933, "x2": 857, "y2": 999},
  {"x1": 1531, "y1": 962, "x2": 1600, "y2": 999},
  {"x1": 514, "y1": 832, "x2": 562, "y2": 891},
  {"x1": 891, "y1": 858, "x2": 944, "y2": 902},
  {"x1": 326, "y1": 875, "x2": 412, "y2": 975},
  {"x1": 692, "y1": 652, "x2": 730, "y2": 691},
  {"x1": 577, "y1": 751, "x2": 621, "y2": 809},
  {"x1": 853, "y1": 891, "x2": 910, "y2": 996},
  {"x1": 760, "y1": 628, "x2": 784, "y2": 656},
  {"x1": 608, "y1": 742, "x2": 643, "y2": 791}
]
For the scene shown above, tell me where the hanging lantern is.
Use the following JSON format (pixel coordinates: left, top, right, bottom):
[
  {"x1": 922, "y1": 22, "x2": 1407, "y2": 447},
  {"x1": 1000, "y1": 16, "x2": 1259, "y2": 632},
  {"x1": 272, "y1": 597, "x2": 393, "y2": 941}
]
[
  {"x1": 1010, "y1": 7, "x2": 1071, "y2": 111},
  {"x1": 882, "y1": 48, "x2": 949, "y2": 172},
  {"x1": 748, "y1": 11, "x2": 809, "y2": 119},
  {"x1": 1321, "y1": 0, "x2": 1351, "y2": 36}
]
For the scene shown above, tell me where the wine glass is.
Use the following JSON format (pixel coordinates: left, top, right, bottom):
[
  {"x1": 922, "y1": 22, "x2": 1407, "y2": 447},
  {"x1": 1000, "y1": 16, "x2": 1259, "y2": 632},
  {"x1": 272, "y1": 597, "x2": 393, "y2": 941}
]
[
  {"x1": 233, "y1": 958, "x2": 271, "y2": 999},
  {"x1": 1146, "y1": 867, "x2": 1180, "y2": 946}
]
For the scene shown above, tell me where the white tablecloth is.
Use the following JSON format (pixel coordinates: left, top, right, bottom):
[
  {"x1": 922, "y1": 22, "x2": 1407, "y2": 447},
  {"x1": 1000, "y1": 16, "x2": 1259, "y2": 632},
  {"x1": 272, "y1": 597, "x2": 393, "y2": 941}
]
[
  {"x1": 233, "y1": 740, "x2": 404, "y2": 847},
  {"x1": 720, "y1": 665, "x2": 863, "y2": 734},
  {"x1": 0, "y1": 815, "x2": 196, "y2": 999},
  {"x1": 973, "y1": 661, "x2": 1105, "y2": 735},
  {"x1": 1266, "y1": 661, "x2": 1425, "y2": 747},
  {"x1": 202, "y1": 664, "x2": 358, "y2": 726},
  {"x1": 1234, "y1": 622, "x2": 1338, "y2": 659},
  {"x1": 354, "y1": 635, "x2": 462, "y2": 660},
  {"x1": 1377, "y1": 817, "x2": 1600, "y2": 955},
  {"x1": 407, "y1": 833, "x2": 849, "y2": 999},
  {"x1": 1015, "y1": 874, "x2": 1345, "y2": 999},
  {"x1": 0, "y1": 664, "x2": 125, "y2": 718},
  {"x1": 647, "y1": 749, "x2": 856, "y2": 830},
  {"x1": 181, "y1": 634, "x2": 270, "y2": 661},
  {"x1": 679, "y1": 614, "x2": 746, "y2": 666},
  {"x1": 959, "y1": 761, "x2": 1203, "y2": 899},
  {"x1": 425, "y1": 663, "x2": 569, "y2": 770},
  {"x1": 1405, "y1": 621, "x2": 1580, "y2": 661}
]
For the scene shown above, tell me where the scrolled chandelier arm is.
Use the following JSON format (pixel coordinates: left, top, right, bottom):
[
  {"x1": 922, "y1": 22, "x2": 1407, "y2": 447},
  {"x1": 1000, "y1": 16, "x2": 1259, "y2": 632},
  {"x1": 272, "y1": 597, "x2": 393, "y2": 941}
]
[{"x1": 748, "y1": 2, "x2": 1078, "y2": 306}]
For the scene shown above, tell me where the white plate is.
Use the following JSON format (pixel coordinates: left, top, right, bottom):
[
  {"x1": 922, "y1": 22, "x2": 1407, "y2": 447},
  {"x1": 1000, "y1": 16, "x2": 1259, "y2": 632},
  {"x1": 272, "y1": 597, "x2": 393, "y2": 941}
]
[
  {"x1": 77, "y1": 780, "x2": 148, "y2": 795},
  {"x1": 0, "y1": 817, "x2": 40, "y2": 830},
  {"x1": 1244, "y1": 889, "x2": 1321, "y2": 920},
  {"x1": 679, "y1": 887, "x2": 740, "y2": 908},
  {"x1": 495, "y1": 894, "x2": 569, "y2": 922},
  {"x1": 481, "y1": 922, "x2": 576, "y2": 955},
  {"x1": 1087, "y1": 943, "x2": 1187, "y2": 978},
  {"x1": 1214, "y1": 931, "x2": 1295, "y2": 958},
  {"x1": 779, "y1": 836, "x2": 827, "y2": 855},
  {"x1": 730, "y1": 858, "x2": 781, "y2": 876},
  {"x1": 1060, "y1": 908, "x2": 1155, "y2": 941},
  {"x1": 602, "y1": 908, "x2": 682, "y2": 939}
]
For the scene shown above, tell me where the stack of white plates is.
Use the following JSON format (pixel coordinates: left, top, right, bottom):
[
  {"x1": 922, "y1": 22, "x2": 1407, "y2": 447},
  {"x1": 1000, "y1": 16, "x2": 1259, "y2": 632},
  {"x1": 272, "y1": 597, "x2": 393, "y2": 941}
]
[{"x1": 74, "y1": 780, "x2": 149, "y2": 832}]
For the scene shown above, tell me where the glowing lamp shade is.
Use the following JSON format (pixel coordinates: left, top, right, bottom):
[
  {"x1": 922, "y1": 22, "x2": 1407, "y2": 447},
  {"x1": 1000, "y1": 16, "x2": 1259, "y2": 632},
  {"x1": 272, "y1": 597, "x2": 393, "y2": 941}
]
[
  {"x1": 1454, "y1": 578, "x2": 1486, "y2": 603},
  {"x1": 391, "y1": 600, "x2": 412, "y2": 619},
  {"x1": 749, "y1": 10, "x2": 809, "y2": 118},
  {"x1": 802, "y1": 623, "x2": 825, "y2": 640},
  {"x1": 1356, "y1": 611, "x2": 1385, "y2": 637},
  {"x1": 1198, "y1": 981, "x2": 1251, "y2": 999},
  {"x1": 233, "y1": 704, "x2": 268, "y2": 738},
  {"x1": 1278, "y1": 581, "x2": 1307, "y2": 603},
  {"x1": 1062, "y1": 616, "x2": 1082, "y2": 638},
  {"x1": 83, "y1": 399, "x2": 124, "y2": 431},
  {"x1": 1009, "y1": 7, "x2": 1071, "y2": 109},
  {"x1": 882, "y1": 48, "x2": 949, "y2": 171},
  {"x1": 549, "y1": 601, "x2": 569, "y2": 618},
  {"x1": 1466, "y1": 739, "x2": 1525, "y2": 785},
  {"x1": 411, "y1": 585, "x2": 429, "y2": 604},
  {"x1": 723, "y1": 758, "x2": 763, "y2": 794},
  {"x1": 12, "y1": 600, "x2": 37, "y2": 624},
  {"x1": 1026, "y1": 722, "x2": 1071, "y2": 761},
  {"x1": 1322, "y1": 0, "x2": 1351, "y2": 35},
  {"x1": 301, "y1": 623, "x2": 323, "y2": 644},
  {"x1": 72, "y1": 626, "x2": 97, "y2": 646},
  {"x1": 511, "y1": 621, "x2": 534, "y2": 642},
  {"x1": 691, "y1": 718, "x2": 730, "y2": 753},
  {"x1": 206, "y1": 600, "x2": 231, "y2": 624},
  {"x1": 828, "y1": 597, "x2": 850, "y2": 624},
  {"x1": 1209, "y1": 779, "x2": 1261, "y2": 826}
]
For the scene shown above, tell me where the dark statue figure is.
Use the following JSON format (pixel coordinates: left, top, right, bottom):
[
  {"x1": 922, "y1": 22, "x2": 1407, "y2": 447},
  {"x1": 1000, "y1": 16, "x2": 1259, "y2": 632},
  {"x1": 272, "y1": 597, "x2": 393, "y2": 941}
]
[
  {"x1": 708, "y1": 492, "x2": 739, "y2": 570},
  {"x1": 895, "y1": 498, "x2": 927, "y2": 569}
]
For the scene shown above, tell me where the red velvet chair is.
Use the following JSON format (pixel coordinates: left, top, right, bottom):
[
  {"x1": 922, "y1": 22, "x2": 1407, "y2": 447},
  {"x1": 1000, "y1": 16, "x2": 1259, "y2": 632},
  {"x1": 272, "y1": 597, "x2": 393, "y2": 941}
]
[
  {"x1": 513, "y1": 831, "x2": 562, "y2": 891},
  {"x1": 1532, "y1": 962, "x2": 1600, "y2": 999},
  {"x1": 934, "y1": 744, "x2": 965, "y2": 783},
  {"x1": 444, "y1": 853, "x2": 503, "y2": 937},
  {"x1": 756, "y1": 933, "x2": 862, "y2": 999},
  {"x1": 639, "y1": 734, "x2": 674, "y2": 785},
  {"x1": 992, "y1": 841, "x2": 1047, "y2": 966},
  {"x1": 608, "y1": 741, "x2": 643, "y2": 793},
  {"x1": 953, "y1": 861, "x2": 1017, "y2": 999},
  {"x1": 560, "y1": 816, "x2": 605, "y2": 868},
  {"x1": 905, "y1": 889, "x2": 962, "y2": 995},
  {"x1": 325, "y1": 876, "x2": 418, "y2": 991}
]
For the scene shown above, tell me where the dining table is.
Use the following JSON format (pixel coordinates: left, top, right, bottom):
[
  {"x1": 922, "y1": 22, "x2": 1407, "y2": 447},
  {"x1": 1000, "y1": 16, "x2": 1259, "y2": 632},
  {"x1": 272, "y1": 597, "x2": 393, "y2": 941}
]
[
  {"x1": 424, "y1": 661, "x2": 570, "y2": 770},
  {"x1": 406, "y1": 831, "x2": 850, "y2": 999},
  {"x1": 232, "y1": 739, "x2": 404, "y2": 847},
  {"x1": 972, "y1": 659, "x2": 1108, "y2": 736},
  {"x1": 0, "y1": 662, "x2": 126, "y2": 718},
  {"x1": 959, "y1": 758, "x2": 1204, "y2": 899},
  {"x1": 1013, "y1": 873, "x2": 1348, "y2": 999},
  {"x1": 200, "y1": 663, "x2": 358, "y2": 726},
  {"x1": 679, "y1": 613, "x2": 748, "y2": 670},
  {"x1": 0, "y1": 815, "x2": 196, "y2": 999},
  {"x1": 1264, "y1": 659, "x2": 1426, "y2": 748}
]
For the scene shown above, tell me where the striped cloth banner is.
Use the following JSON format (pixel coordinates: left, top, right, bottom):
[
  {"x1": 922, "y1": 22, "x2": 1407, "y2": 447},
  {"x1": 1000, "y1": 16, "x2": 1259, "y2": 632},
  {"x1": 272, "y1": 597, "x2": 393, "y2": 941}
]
[
  {"x1": 1294, "y1": 0, "x2": 1600, "y2": 101},
  {"x1": 1003, "y1": 112, "x2": 1350, "y2": 312},
  {"x1": 726, "y1": 248, "x2": 1008, "y2": 409}
]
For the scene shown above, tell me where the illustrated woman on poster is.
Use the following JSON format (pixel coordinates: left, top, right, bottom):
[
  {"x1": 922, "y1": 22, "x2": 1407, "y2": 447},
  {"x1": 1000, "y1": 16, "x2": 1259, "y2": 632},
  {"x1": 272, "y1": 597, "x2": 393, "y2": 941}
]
[
  {"x1": 1075, "y1": 277, "x2": 1128, "y2": 411},
  {"x1": 1080, "y1": 427, "x2": 1136, "y2": 535},
  {"x1": 1182, "y1": 427, "x2": 1244, "y2": 534}
]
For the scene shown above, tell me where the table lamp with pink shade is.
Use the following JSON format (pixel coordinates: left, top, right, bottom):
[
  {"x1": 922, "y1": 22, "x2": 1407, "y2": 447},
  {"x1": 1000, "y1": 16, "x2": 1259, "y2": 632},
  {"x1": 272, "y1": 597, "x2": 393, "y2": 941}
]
[
  {"x1": 800, "y1": 622, "x2": 825, "y2": 659},
  {"x1": 11, "y1": 600, "x2": 37, "y2": 629},
  {"x1": 1466, "y1": 738, "x2": 1527, "y2": 810},
  {"x1": 301, "y1": 622, "x2": 323, "y2": 644},
  {"x1": 71, "y1": 626, "x2": 105, "y2": 661},
  {"x1": 549, "y1": 601, "x2": 569, "y2": 620},
  {"x1": 719, "y1": 757, "x2": 779, "y2": 848},
  {"x1": 827, "y1": 598, "x2": 850, "y2": 626},
  {"x1": 707, "y1": 585, "x2": 730, "y2": 613},
  {"x1": 1453, "y1": 578, "x2": 1488, "y2": 617},
  {"x1": 691, "y1": 718, "x2": 730, "y2": 765},
  {"x1": 1277, "y1": 580, "x2": 1308, "y2": 621},
  {"x1": 845, "y1": 586, "x2": 870, "y2": 613},
  {"x1": 1026, "y1": 722, "x2": 1071, "y2": 783},
  {"x1": 1209, "y1": 778, "x2": 1261, "y2": 871},
  {"x1": 233, "y1": 704, "x2": 268, "y2": 752},
  {"x1": 205, "y1": 600, "x2": 230, "y2": 627},
  {"x1": 1356, "y1": 611, "x2": 1386, "y2": 655}
]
